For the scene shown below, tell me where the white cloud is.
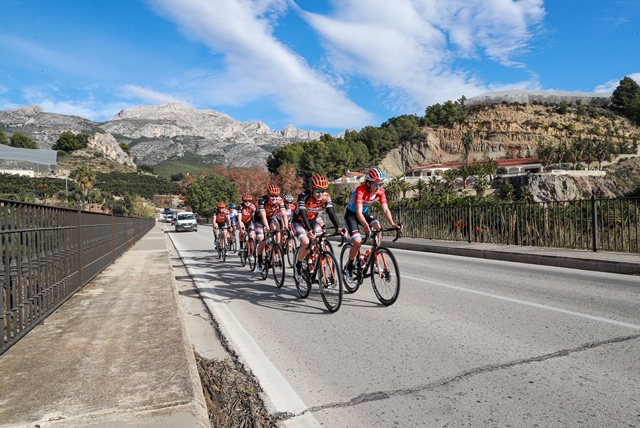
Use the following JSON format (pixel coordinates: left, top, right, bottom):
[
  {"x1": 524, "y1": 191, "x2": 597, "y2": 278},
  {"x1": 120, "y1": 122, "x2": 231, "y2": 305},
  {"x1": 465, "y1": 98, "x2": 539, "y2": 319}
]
[
  {"x1": 147, "y1": 0, "x2": 374, "y2": 129},
  {"x1": 595, "y1": 73, "x2": 640, "y2": 93},
  {"x1": 298, "y1": 0, "x2": 545, "y2": 114},
  {"x1": 120, "y1": 84, "x2": 188, "y2": 105}
]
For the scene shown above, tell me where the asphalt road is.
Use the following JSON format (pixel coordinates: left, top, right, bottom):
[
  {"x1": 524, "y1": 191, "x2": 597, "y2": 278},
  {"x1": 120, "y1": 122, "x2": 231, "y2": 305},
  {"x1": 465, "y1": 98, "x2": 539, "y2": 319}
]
[{"x1": 168, "y1": 225, "x2": 640, "y2": 427}]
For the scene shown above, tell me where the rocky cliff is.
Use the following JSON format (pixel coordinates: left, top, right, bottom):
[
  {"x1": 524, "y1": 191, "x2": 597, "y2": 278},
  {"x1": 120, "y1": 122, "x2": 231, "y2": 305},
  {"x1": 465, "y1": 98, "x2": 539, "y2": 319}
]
[{"x1": 0, "y1": 103, "x2": 326, "y2": 169}]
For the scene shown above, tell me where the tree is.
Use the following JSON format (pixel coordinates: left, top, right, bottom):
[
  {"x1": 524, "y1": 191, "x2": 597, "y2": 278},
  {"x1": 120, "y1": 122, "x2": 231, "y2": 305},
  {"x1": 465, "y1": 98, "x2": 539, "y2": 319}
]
[
  {"x1": 71, "y1": 163, "x2": 96, "y2": 208},
  {"x1": 273, "y1": 163, "x2": 304, "y2": 196},
  {"x1": 120, "y1": 142, "x2": 132, "y2": 157},
  {"x1": 412, "y1": 179, "x2": 428, "y2": 199},
  {"x1": 53, "y1": 130, "x2": 83, "y2": 152},
  {"x1": 611, "y1": 76, "x2": 640, "y2": 125},
  {"x1": 0, "y1": 130, "x2": 9, "y2": 146},
  {"x1": 181, "y1": 172, "x2": 237, "y2": 216},
  {"x1": 9, "y1": 132, "x2": 38, "y2": 149},
  {"x1": 462, "y1": 131, "x2": 473, "y2": 165},
  {"x1": 396, "y1": 177, "x2": 413, "y2": 199},
  {"x1": 536, "y1": 141, "x2": 555, "y2": 171},
  {"x1": 424, "y1": 96, "x2": 467, "y2": 128}
]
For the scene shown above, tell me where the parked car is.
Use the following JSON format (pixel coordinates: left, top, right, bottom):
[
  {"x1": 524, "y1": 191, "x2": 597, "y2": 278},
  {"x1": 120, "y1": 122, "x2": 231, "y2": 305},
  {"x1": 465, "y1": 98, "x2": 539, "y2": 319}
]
[{"x1": 175, "y1": 211, "x2": 197, "y2": 232}]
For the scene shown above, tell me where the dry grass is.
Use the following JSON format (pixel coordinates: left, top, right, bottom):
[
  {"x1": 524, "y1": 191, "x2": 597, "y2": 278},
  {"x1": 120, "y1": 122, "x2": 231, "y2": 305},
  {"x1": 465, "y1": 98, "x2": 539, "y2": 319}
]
[{"x1": 195, "y1": 353, "x2": 276, "y2": 428}]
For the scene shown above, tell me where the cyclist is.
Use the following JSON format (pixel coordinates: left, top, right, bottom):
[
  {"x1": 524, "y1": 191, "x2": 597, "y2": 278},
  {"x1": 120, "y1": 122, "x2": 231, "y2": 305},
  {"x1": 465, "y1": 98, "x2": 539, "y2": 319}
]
[
  {"x1": 213, "y1": 201, "x2": 232, "y2": 249},
  {"x1": 239, "y1": 194, "x2": 257, "y2": 251},
  {"x1": 343, "y1": 167, "x2": 402, "y2": 278},
  {"x1": 255, "y1": 184, "x2": 289, "y2": 272},
  {"x1": 292, "y1": 173, "x2": 345, "y2": 281},
  {"x1": 228, "y1": 202, "x2": 239, "y2": 250}
]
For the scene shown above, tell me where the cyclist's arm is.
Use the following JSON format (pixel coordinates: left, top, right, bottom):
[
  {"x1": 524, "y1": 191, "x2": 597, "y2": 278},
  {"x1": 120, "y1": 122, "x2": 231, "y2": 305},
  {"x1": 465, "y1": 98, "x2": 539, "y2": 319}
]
[
  {"x1": 280, "y1": 208, "x2": 289, "y2": 230},
  {"x1": 260, "y1": 210, "x2": 269, "y2": 229},
  {"x1": 381, "y1": 202, "x2": 401, "y2": 229},
  {"x1": 325, "y1": 205, "x2": 342, "y2": 231},
  {"x1": 355, "y1": 203, "x2": 370, "y2": 233},
  {"x1": 299, "y1": 208, "x2": 312, "y2": 232}
]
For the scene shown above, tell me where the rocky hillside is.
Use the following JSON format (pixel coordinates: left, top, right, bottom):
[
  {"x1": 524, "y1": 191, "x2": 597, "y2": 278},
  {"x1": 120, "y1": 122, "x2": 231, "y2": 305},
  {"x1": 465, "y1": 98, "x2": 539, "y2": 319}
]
[
  {"x1": 0, "y1": 103, "x2": 326, "y2": 170},
  {"x1": 380, "y1": 101, "x2": 640, "y2": 176}
]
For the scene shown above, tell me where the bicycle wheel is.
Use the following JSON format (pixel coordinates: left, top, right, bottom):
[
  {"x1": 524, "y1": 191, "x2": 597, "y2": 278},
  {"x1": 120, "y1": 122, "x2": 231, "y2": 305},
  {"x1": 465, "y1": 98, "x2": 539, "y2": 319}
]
[
  {"x1": 271, "y1": 244, "x2": 285, "y2": 288},
  {"x1": 285, "y1": 236, "x2": 297, "y2": 268},
  {"x1": 239, "y1": 242, "x2": 247, "y2": 267},
  {"x1": 248, "y1": 240, "x2": 257, "y2": 271},
  {"x1": 370, "y1": 247, "x2": 400, "y2": 306},
  {"x1": 319, "y1": 251, "x2": 342, "y2": 313},
  {"x1": 293, "y1": 247, "x2": 311, "y2": 298},
  {"x1": 230, "y1": 230, "x2": 237, "y2": 252},
  {"x1": 216, "y1": 234, "x2": 223, "y2": 260},
  {"x1": 260, "y1": 247, "x2": 269, "y2": 280},
  {"x1": 339, "y1": 243, "x2": 361, "y2": 293},
  {"x1": 221, "y1": 235, "x2": 227, "y2": 262}
]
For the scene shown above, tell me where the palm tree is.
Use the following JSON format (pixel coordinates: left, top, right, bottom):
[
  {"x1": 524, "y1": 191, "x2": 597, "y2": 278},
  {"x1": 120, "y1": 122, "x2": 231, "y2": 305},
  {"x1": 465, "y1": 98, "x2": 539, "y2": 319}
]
[
  {"x1": 385, "y1": 177, "x2": 402, "y2": 202},
  {"x1": 71, "y1": 163, "x2": 96, "y2": 209},
  {"x1": 413, "y1": 179, "x2": 429, "y2": 199},
  {"x1": 462, "y1": 131, "x2": 473, "y2": 165},
  {"x1": 397, "y1": 177, "x2": 413, "y2": 199}
]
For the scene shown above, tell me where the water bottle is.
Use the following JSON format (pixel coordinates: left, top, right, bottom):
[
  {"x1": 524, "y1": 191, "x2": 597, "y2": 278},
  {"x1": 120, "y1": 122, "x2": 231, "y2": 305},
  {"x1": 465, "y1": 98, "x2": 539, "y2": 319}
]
[{"x1": 308, "y1": 255, "x2": 315, "y2": 272}]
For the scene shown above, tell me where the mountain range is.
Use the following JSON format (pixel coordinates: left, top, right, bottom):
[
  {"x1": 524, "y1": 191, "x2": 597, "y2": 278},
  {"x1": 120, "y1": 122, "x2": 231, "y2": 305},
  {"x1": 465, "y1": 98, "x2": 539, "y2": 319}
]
[{"x1": 0, "y1": 103, "x2": 329, "y2": 169}]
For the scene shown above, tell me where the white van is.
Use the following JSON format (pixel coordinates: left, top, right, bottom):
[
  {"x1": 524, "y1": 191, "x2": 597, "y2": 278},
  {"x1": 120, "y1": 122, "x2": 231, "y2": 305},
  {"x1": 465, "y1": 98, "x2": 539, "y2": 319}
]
[{"x1": 174, "y1": 211, "x2": 198, "y2": 232}]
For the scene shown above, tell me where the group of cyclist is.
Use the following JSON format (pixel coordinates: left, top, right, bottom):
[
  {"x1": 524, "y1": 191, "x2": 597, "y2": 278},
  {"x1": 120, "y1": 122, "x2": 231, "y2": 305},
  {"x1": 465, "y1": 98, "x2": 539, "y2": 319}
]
[{"x1": 212, "y1": 167, "x2": 403, "y2": 279}]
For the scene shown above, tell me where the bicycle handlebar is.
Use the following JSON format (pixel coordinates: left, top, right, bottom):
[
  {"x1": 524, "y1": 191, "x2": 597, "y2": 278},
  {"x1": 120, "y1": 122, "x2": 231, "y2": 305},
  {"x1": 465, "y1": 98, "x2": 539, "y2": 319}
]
[{"x1": 369, "y1": 223, "x2": 403, "y2": 242}]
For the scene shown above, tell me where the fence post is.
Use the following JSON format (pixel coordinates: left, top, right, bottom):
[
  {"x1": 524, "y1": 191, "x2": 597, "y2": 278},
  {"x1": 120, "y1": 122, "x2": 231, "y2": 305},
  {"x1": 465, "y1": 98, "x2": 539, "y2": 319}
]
[
  {"x1": 77, "y1": 208, "x2": 83, "y2": 287},
  {"x1": 591, "y1": 192, "x2": 598, "y2": 252},
  {"x1": 467, "y1": 199, "x2": 472, "y2": 243}
]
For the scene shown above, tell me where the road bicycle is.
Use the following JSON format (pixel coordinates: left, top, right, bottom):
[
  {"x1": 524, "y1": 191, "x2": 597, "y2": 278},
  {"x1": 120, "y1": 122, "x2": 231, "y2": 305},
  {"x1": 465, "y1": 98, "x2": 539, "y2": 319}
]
[
  {"x1": 259, "y1": 230, "x2": 285, "y2": 288},
  {"x1": 293, "y1": 228, "x2": 345, "y2": 313},
  {"x1": 215, "y1": 229, "x2": 228, "y2": 262},
  {"x1": 282, "y1": 228, "x2": 298, "y2": 268},
  {"x1": 228, "y1": 225, "x2": 238, "y2": 253},
  {"x1": 238, "y1": 227, "x2": 257, "y2": 271},
  {"x1": 339, "y1": 225, "x2": 402, "y2": 306}
]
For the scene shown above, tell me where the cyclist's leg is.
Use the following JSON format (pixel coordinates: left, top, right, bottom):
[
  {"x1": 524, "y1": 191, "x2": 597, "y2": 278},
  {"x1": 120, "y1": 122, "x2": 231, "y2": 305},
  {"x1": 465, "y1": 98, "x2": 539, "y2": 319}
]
[{"x1": 292, "y1": 221, "x2": 308, "y2": 279}]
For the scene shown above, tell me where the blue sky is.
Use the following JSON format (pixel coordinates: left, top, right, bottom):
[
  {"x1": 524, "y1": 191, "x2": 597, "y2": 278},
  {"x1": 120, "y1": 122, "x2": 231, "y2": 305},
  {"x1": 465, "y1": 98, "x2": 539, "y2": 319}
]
[{"x1": 0, "y1": 0, "x2": 638, "y2": 135}]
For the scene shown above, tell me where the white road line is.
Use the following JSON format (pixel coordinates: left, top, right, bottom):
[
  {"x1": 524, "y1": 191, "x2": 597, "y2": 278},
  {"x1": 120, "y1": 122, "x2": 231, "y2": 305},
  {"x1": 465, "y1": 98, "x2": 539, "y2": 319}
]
[
  {"x1": 171, "y1": 239, "x2": 321, "y2": 427},
  {"x1": 405, "y1": 274, "x2": 640, "y2": 331}
]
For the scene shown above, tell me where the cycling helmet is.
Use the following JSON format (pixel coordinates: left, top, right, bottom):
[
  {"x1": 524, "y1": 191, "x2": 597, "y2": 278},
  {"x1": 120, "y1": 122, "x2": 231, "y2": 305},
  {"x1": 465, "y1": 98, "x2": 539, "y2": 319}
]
[
  {"x1": 229, "y1": 202, "x2": 235, "y2": 208},
  {"x1": 284, "y1": 194, "x2": 294, "y2": 203},
  {"x1": 242, "y1": 193, "x2": 253, "y2": 201},
  {"x1": 267, "y1": 184, "x2": 281, "y2": 196},
  {"x1": 310, "y1": 173, "x2": 329, "y2": 189},
  {"x1": 217, "y1": 201, "x2": 226, "y2": 208},
  {"x1": 365, "y1": 167, "x2": 386, "y2": 182}
]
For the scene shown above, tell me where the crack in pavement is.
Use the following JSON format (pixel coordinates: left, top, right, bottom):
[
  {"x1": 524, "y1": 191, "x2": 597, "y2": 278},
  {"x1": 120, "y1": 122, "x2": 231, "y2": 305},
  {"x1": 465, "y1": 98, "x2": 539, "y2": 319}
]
[{"x1": 307, "y1": 333, "x2": 640, "y2": 413}]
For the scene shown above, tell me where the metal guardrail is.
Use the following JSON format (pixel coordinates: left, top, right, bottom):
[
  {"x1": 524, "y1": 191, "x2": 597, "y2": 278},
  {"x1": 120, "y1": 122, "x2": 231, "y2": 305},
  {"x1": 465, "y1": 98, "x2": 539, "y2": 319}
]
[
  {"x1": 335, "y1": 195, "x2": 640, "y2": 253},
  {"x1": 1, "y1": 199, "x2": 155, "y2": 356}
]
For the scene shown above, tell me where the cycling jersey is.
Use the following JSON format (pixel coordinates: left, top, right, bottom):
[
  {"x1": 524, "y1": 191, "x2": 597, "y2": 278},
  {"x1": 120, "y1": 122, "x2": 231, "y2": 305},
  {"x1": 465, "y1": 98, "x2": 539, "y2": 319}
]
[
  {"x1": 240, "y1": 202, "x2": 256, "y2": 223},
  {"x1": 229, "y1": 208, "x2": 239, "y2": 225},
  {"x1": 346, "y1": 184, "x2": 388, "y2": 213},
  {"x1": 294, "y1": 191, "x2": 341, "y2": 232},
  {"x1": 294, "y1": 190, "x2": 332, "y2": 221},
  {"x1": 215, "y1": 208, "x2": 229, "y2": 224},
  {"x1": 255, "y1": 195, "x2": 285, "y2": 221}
]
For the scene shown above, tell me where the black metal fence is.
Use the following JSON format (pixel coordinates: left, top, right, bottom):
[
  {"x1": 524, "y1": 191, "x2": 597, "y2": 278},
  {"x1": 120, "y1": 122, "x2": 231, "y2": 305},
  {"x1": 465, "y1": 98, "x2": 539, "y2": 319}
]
[
  {"x1": 1, "y1": 199, "x2": 155, "y2": 356},
  {"x1": 390, "y1": 195, "x2": 640, "y2": 253}
]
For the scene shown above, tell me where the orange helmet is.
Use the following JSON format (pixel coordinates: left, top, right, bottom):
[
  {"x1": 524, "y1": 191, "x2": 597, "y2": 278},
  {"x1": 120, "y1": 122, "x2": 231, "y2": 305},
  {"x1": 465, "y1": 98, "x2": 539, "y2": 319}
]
[
  {"x1": 242, "y1": 193, "x2": 252, "y2": 202},
  {"x1": 267, "y1": 184, "x2": 281, "y2": 196},
  {"x1": 310, "y1": 173, "x2": 329, "y2": 189},
  {"x1": 217, "y1": 201, "x2": 226, "y2": 209}
]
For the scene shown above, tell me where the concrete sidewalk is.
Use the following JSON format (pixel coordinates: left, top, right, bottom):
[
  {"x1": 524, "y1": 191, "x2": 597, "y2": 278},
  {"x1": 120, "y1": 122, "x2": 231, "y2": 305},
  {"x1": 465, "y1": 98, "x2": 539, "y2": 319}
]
[
  {"x1": 1, "y1": 224, "x2": 639, "y2": 428},
  {"x1": 0, "y1": 224, "x2": 210, "y2": 428}
]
